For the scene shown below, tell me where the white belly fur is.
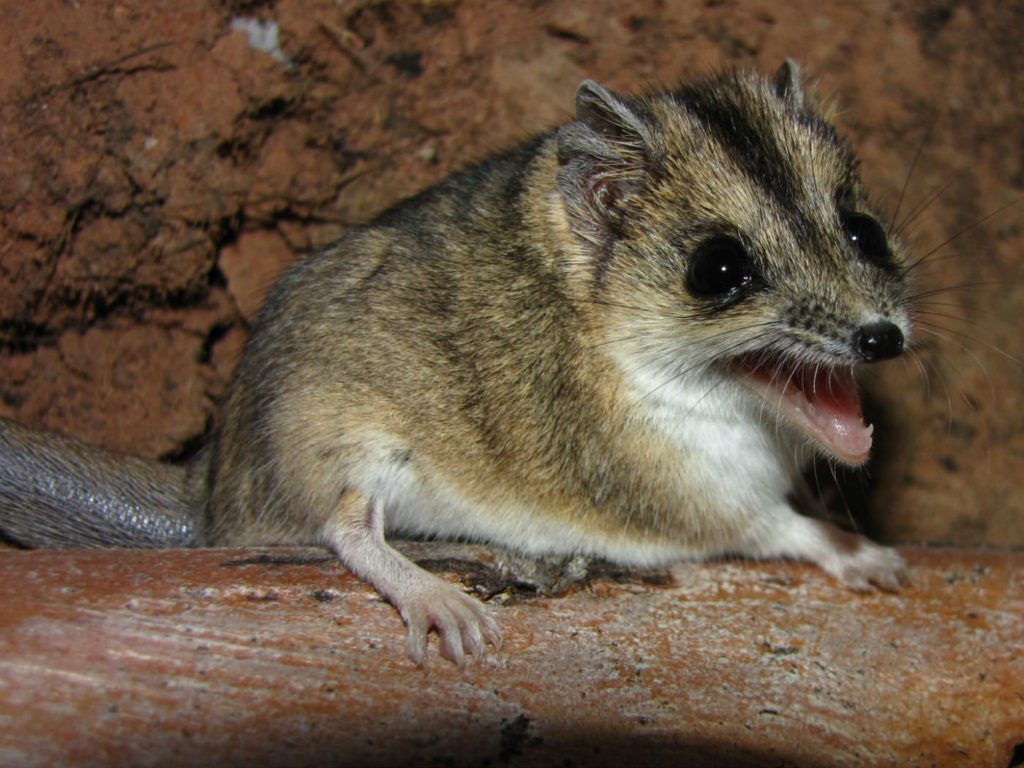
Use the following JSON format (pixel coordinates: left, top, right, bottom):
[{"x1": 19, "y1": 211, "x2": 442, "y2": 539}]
[{"x1": 357, "y1": 370, "x2": 801, "y2": 568}]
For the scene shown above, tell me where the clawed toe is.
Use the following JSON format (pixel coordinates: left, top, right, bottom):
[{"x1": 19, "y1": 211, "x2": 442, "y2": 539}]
[
  {"x1": 833, "y1": 541, "x2": 907, "y2": 593},
  {"x1": 325, "y1": 497, "x2": 502, "y2": 668},
  {"x1": 397, "y1": 575, "x2": 502, "y2": 668}
]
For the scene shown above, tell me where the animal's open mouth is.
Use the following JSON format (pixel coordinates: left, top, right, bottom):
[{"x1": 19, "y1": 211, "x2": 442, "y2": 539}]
[{"x1": 731, "y1": 356, "x2": 873, "y2": 465}]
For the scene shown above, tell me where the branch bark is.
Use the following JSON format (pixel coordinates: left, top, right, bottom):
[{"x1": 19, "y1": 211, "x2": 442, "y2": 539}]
[{"x1": 0, "y1": 546, "x2": 1020, "y2": 767}]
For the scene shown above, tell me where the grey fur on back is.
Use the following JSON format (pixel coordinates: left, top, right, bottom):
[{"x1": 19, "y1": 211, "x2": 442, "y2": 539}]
[{"x1": 0, "y1": 418, "x2": 201, "y2": 548}]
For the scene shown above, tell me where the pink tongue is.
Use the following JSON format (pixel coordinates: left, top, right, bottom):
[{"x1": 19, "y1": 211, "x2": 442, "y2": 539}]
[{"x1": 738, "y1": 363, "x2": 873, "y2": 465}]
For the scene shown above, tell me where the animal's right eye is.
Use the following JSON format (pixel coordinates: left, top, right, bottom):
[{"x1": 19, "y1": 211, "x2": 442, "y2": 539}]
[
  {"x1": 840, "y1": 211, "x2": 892, "y2": 270},
  {"x1": 686, "y1": 236, "x2": 757, "y2": 303}
]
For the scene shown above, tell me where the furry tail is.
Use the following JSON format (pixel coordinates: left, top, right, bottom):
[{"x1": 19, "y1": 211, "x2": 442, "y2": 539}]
[{"x1": 0, "y1": 418, "x2": 202, "y2": 548}]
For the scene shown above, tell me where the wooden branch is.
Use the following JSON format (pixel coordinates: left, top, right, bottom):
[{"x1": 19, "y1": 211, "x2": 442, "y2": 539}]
[{"x1": 0, "y1": 546, "x2": 1020, "y2": 767}]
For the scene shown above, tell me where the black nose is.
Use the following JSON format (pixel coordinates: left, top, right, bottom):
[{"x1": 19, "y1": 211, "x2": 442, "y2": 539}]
[{"x1": 856, "y1": 321, "x2": 904, "y2": 362}]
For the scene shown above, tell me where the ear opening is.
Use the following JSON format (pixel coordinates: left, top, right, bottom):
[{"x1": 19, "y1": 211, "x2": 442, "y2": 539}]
[{"x1": 556, "y1": 80, "x2": 652, "y2": 226}]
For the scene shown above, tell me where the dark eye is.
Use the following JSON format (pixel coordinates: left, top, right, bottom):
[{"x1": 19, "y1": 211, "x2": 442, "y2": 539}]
[
  {"x1": 841, "y1": 211, "x2": 891, "y2": 268},
  {"x1": 687, "y1": 236, "x2": 756, "y2": 301}
]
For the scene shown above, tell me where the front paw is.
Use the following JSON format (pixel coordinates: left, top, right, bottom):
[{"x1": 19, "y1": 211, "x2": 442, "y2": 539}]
[
  {"x1": 737, "y1": 513, "x2": 909, "y2": 592},
  {"x1": 822, "y1": 534, "x2": 908, "y2": 592}
]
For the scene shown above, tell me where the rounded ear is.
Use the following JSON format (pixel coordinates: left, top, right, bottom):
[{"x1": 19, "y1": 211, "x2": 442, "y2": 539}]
[
  {"x1": 556, "y1": 81, "x2": 651, "y2": 226},
  {"x1": 573, "y1": 80, "x2": 650, "y2": 150},
  {"x1": 773, "y1": 59, "x2": 806, "y2": 107}
]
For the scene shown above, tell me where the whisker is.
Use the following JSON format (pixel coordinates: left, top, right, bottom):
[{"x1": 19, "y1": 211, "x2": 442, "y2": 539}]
[
  {"x1": 632, "y1": 326, "x2": 783, "y2": 405},
  {"x1": 676, "y1": 375, "x2": 730, "y2": 419},
  {"x1": 907, "y1": 300, "x2": 1012, "y2": 329},
  {"x1": 905, "y1": 339, "x2": 960, "y2": 435},
  {"x1": 903, "y1": 346, "x2": 933, "y2": 402},
  {"x1": 902, "y1": 195, "x2": 1023, "y2": 275},
  {"x1": 828, "y1": 460, "x2": 858, "y2": 533},
  {"x1": 912, "y1": 307, "x2": 1016, "y2": 342},
  {"x1": 575, "y1": 297, "x2": 680, "y2": 318},
  {"x1": 890, "y1": 123, "x2": 935, "y2": 232},
  {"x1": 914, "y1": 327, "x2": 1000, "y2": 417},
  {"x1": 915, "y1": 319, "x2": 1022, "y2": 367},
  {"x1": 894, "y1": 176, "x2": 956, "y2": 240},
  {"x1": 589, "y1": 332, "x2": 653, "y2": 350},
  {"x1": 904, "y1": 281, "x2": 1006, "y2": 303}
]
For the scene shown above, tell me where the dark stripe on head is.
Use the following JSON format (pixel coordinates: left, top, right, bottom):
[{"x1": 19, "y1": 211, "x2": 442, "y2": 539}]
[{"x1": 675, "y1": 76, "x2": 832, "y2": 253}]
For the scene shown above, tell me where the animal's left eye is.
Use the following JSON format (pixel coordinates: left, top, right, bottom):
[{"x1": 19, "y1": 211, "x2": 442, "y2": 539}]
[{"x1": 840, "y1": 211, "x2": 892, "y2": 269}]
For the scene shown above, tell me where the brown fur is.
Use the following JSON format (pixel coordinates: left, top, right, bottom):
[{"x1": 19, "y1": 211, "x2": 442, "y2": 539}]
[{"x1": 1, "y1": 63, "x2": 911, "y2": 665}]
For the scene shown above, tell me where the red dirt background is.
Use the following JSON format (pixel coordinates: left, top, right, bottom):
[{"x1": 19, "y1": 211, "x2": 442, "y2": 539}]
[{"x1": 1, "y1": 1, "x2": 1022, "y2": 547}]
